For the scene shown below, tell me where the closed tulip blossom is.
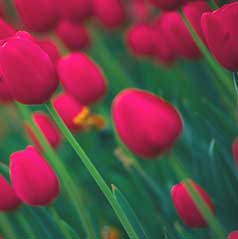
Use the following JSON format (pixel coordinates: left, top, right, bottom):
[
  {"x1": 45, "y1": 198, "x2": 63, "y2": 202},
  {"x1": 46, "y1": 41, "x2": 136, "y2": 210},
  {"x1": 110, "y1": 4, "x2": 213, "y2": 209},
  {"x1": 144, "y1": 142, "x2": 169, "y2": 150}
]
[
  {"x1": 129, "y1": 0, "x2": 151, "y2": 23},
  {"x1": 14, "y1": 0, "x2": 59, "y2": 32},
  {"x1": 171, "y1": 180, "x2": 215, "y2": 228},
  {"x1": 53, "y1": 92, "x2": 106, "y2": 132},
  {"x1": 232, "y1": 137, "x2": 238, "y2": 167},
  {"x1": 149, "y1": 0, "x2": 190, "y2": 11},
  {"x1": 0, "y1": 174, "x2": 21, "y2": 211},
  {"x1": 25, "y1": 112, "x2": 62, "y2": 150},
  {"x1": 201, "y1": 2, "x2": 238, "y2": 71},
  {"x1": 112, "y1": 89, "x2": 183, "y2": 158},
  {"x1": 0, "y1": 31, "x2": 58, "y2": 104},
  {"x1": 56, "y1": 21, "x2": 90, "y2": 51},
  {"x1": 59, "y1": 0, "x2": 92, "y2": 22},
  {"x1": 229, "y1": 231, "x2": 238, "y2": 239},
  {"x1": 93, "y1": 0, "x2": 126, "y2": 28},
  {"x1": 0, "y1": 18, "x2": 15, "y2": 39},
  {"x1": 10, "y1": 146, "x2": 60, "y2": 206},
  {"x1": 57, "y1": 53, "x2": 107, "y2": 105}
]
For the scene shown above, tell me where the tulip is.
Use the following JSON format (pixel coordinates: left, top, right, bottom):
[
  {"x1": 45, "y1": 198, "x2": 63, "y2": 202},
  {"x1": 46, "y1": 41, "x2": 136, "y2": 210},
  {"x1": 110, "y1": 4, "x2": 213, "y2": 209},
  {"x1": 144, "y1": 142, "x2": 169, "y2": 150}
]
[
  {"x1": 149, "y1": 0, "x2": 189, "y2": 11},
  {"x1": 0, "y1": 66, "x2": 13, "y2": 102},
  {"x1": 53, "y1": 92, "x2": 106, "y2": 132},
  {"x1": 129, "y1": 0, "x2": 151, "y2": 23},
  {"x1": 201, "y1": 2, "x2": 238, "y2": 71},
  {"x1": 229, "y1": 231, "x2": 238, "y2": 239},
  {"x1": 0, "y1": 31, "x2": 58, "y2": 104},
  {"x1": 232, "y1": 137, "x2": 238, "y2": 167},
  {"x1": 36, "y1": 39, "x2": 60, "y2": 64},
  {"x1": 126, "y1": 24, "x2": 156, "y2": 57},
  {"x1": 56, "y1": 21, "x2": 90, "y2": 51},
  {"x1": 25, "y1": 112, "x2": 62, "y2": 150},
  {"x1": 57, "y1": 53, "x2": 107, "y2": 105},
  {"x1": 93, "y1": 0, "x2": 126, "y2": 28},
  {"x1": 112, "y1": 89, "x2": 183, "y2": 158},
  {"x1": 13, "y1": 0, "x2": 59, "y2": 32},
  {"x1": 171, "y1": 179, "x2": 215, "y2": 228},
  {"x1": 59, "y1": 0, "x2": 92, "y2": 22},
  {"x1": 0, "y1": 174, "x2": 21, "y2": 211},
  {"x1": 0, "y1": 18, "x2": 15, "y2": 40},
  {"x1": 10, "y1": 146, "x2": 60, "y2": 206}
]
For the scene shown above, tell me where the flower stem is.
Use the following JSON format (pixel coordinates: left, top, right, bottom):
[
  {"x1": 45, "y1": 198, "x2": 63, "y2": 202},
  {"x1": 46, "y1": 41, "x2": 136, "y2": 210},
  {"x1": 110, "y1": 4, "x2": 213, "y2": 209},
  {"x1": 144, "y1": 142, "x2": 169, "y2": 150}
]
[{"x1": 46, "y1": 101, "x2": 140, "y2": 239}]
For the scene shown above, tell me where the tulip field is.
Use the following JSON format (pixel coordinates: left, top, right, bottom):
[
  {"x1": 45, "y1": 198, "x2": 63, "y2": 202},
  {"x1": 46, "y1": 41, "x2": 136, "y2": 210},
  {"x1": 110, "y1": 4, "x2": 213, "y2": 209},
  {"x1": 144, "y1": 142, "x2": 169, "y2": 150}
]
[{"x1": 0, "y1": 0, "x2": 237, "y2": 238}]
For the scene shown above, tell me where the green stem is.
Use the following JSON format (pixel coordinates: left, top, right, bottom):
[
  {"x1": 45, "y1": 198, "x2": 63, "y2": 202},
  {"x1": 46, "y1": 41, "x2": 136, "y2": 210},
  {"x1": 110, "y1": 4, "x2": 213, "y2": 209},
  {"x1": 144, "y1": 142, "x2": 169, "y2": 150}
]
[
  {"x1": 16, "y1": 213, "x2": 36, "y2": 239},
  {"x1": 208, "y1": 0, "x2": 219, "y2": 10},
  {"x1": 46, "y1": 101, "x2": 140, "y2": 239},
  {"x1": 16, "y1": 103, "x2": 96, "y2": 239},
  {"x1": 0, "y1": 214, "x2": 16, "y2": 239}
]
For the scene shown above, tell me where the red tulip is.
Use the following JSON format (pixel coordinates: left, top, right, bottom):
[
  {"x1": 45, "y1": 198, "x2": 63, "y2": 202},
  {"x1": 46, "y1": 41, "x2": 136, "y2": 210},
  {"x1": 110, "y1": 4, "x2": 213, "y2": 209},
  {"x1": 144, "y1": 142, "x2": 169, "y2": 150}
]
[
  {"x1": 10, "y1": 146, "x2": 60, "y2": 206},
  {"x1": 171, "y1": 179, "x2": 215, "y2": 228},
  {"x1": 232, "y1": 137, "x2": 238, "y2": 167},
  {"x1": 57, "y1": 53, "x2": 107, "y2": 105},
  {"x1": 149, "y1": 0, "x2": 189, "y2": 11},
  {"x1": 126, "y1": 24, "x2": 156, "y2": 57},
  {"x1": 201, "y1": 2, "x2": 238, "y2": 71},
  {"x1": 25, "y1": 112, "x2": 62, "y2": 150},
  {"x1": 0, "y1": 18, "x2": 15, "y2": 40},
  {"x1": 0, "y1": 174, "x2": 21, "y2": 211},
  {"x1": 229, "y1": 231, "x2": 238, "y2": 239},
  {"x1": 56, "y1": 21, "x2": 90, "y2": 51},
  {"x1": 0, "y1": 31, "x2": 58, "y2": 104},
  {"x1": 13, "y1": 0, "x2": 59, "y2": 32},
  {"x1": 112, "y1": 89, "x2": 183, "y2": 158},
  {"x1": 53, "y1": 92, "x2": 106, "y2": 132},
  {"x1": 59, "y1": 0, "x2": 92, "y2": 22},
  {"x1": 0, "y1": 66, "x2": 13, "y2": 102},
  {"x1": 129, "y1": 0, "x2": 151, "y2": 23},
  {"x1": 93, "y1": 0, "x2": 126, "y2": 28},
  {"x1": 36, "y1": 39, "x2": 60, "y2": 64}
]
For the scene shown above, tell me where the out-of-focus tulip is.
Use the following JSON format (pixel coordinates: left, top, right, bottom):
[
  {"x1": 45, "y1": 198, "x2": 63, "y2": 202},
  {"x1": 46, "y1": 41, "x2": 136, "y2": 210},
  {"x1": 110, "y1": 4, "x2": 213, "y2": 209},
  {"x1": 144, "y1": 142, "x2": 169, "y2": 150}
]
[
  {"x1": 201, "y1": 2, "x2": 238, "y2": 71},
  {"x1": 10, "y1": 146, "x2": 60, "y2": 206},
  {"x1": 0, "y1": 174, "x2": 21, "y2": 211},
  {"x1": 13, "y1": 0, "x2": 59, "y2": 32},
  {"x1": 171, "y1": 179, "x2": 215, "y2": 228},
  {"x1": 0, "y1": 31, "x2": 58, "y2": 104},
  {"x1": 36, "y1": 39, "x2": 60, "y2": 64},
  {"x1": 149, "y1": 0, "x2": 189, "y2": 11},
  {"x1": 112, "y1": 89, "x2": 183, "y2": 158},
  {"x1": 232, "y1": 137, "x2": 238, "y2": 167},
  {"x1": 25, "y1": 112, "x2": 62, "y2": 150},
  {"x1": 126, "y1": 24, "x2": 156, "y2": 57},
  {"x1": 102, "y1": 226, "x2": 121, "y2": 239},
  {"x1": 0, "y1": 18, "x2": 15, "y2": 39},
  {"x1": 129, "y1": 0, "x2": 151, "y2": 23},
  {"x1": 53, "y1": 92, "x2": 106, "y2": 132},
  {"x1": 57, "y1": 53, "x2": 107, "y2": 105},
  {"x1": 93, "y1": 0, "x2": 126, "y2": 28},
  {"x1": 59, "y1": 0, "x2": 92, "y2": 22},
  {"x1": 56, "y1": 21, "x2": 90, "y2": 51},
  {"x1": 229, "y1": 231, "x2": 238, "y2": 239}
]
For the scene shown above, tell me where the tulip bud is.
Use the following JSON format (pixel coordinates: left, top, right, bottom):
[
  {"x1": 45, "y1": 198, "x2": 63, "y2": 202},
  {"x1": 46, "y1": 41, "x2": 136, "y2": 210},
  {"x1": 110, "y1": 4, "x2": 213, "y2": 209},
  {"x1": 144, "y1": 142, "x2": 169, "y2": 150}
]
[
  {"x1": 53, "y1": 92, "x2": 106, "y2": 132},
  {"x1": 25, "y1": 112, "x2": 62, "y2": 150},
  {"x1": 10, "y1": 146, "x2": 60, "y2": 206},
  {"x1": 0, "y1": 31, "x2": 59, "y2": 104},
  {"x1": 36, "y1": 39, "x2": 60, "y2": 64},
  {"x1": 171, "y1": 179, "x2": 215, "y2": 228},
  {"x1": 126, "y1": 24, "x2": 156, "y2": 57},
  {"x1": 232, "y1": 137, "x2": 238, "y2": 167},
  {"x1": 93, "y1": 0, "x2": 126, "y2": 28},
  {"x1": 13, "y1": 0, "x2": 59, "y2": 32},
  {"x1": 229, "y1": 231, "x2": 238, "y2": 239},
  {"x1": 112, "y1": 89, "x2": 183, "y2": 158},
  {"x1": 56, "y1": 21, "x2": 90, "y2": 51},
  {"x1": 0, "y1": 18, "x2": 15, "y2": 40},
  {"x1": 149, "y1": 0, "x2": 189, "y2": 11},
  {"x1": 57, "y1": 53, "x2": 107, "y2": 105},
  {"x1": 201, "y1": 2, "x2": 238, "y2": 71},
  {"x1": 0, "y1": 174, "x2": 21, "y2": 211},
  {"x1": 129, "y1": 0, "x2": 151, "y2": 23},
  {"x1": 59, "y1": 0, "x2": 92, "y2": 22}
]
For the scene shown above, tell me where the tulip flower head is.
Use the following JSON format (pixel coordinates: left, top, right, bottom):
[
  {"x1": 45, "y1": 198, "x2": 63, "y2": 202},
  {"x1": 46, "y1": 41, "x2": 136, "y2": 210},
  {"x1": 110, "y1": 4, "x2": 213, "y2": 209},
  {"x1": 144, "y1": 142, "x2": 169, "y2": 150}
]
[
  {"x1": 57, "y1": 53, "x2": 107, "y2": 105},
  {"x1": 129, "y1": 0, "x2": 151, "y2": 23},
  {"x1": 112, "y1": 89, "x2": 183, "y2": 158},
  {"x1": 25, "y1": 112, "x2": 62, "y2": 150},
  {"x1": 149, "y1": 0, "x2": 190, "y2": 11},
  {"x1": 56, "y1": 21, "x2": 90, "y2": 51},
  {"x1": 53, "y1": 92, "x2": 106, "y2": 132},
  {"x1": 229, "y1": 231, "x2": 238, "y2": 239},
  {"x1": 0, "y1": 174, "x2": 21, "y2": 211},
  {"x1": 0, "y1": 31, "x2": 58, "y2": 104},
  {"x1": 171, "y1": 179, "x2": 215, "y2": 228},
  {"x1": 0, "y1": 18, "x2": 15, "y2": 40},
  {"x1": 201, "y1": 2, "x2": 238, "y2": 71},
  {"x1": 10, "y1": 146, "x2": 60, "y2": 206},
  {"x1": 14, "y1": 0, "x2": 59, "y2": 32}
]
